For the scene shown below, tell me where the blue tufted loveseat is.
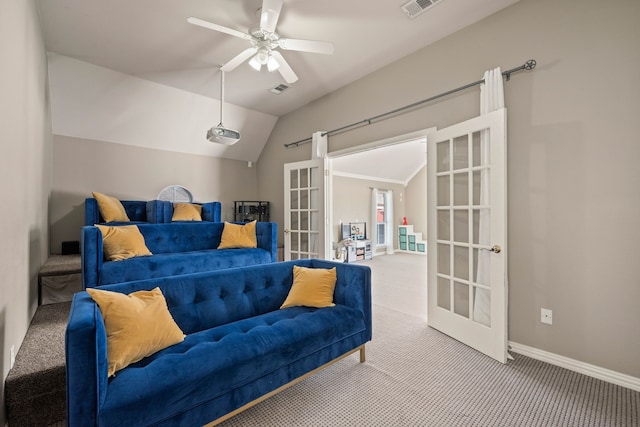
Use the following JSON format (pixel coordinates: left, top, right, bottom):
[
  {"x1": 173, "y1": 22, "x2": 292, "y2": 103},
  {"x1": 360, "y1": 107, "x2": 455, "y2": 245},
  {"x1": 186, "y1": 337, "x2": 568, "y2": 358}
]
[
  {"x1": 84, "y1": 198, "x2": 222, "y2": 225},
  {"x1": 81, "y1": 221, "x2": 277, "y2": 288},
  {"x1": 66, "y1": 259, "x2": 372, "y2": 426}
]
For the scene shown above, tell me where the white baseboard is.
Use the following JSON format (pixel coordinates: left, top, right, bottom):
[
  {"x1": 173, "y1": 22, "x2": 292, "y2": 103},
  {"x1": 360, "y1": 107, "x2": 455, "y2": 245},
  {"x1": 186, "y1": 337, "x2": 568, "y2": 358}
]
[{"x1": 509, "y1": 341, "x2": 640, "y2": 392}]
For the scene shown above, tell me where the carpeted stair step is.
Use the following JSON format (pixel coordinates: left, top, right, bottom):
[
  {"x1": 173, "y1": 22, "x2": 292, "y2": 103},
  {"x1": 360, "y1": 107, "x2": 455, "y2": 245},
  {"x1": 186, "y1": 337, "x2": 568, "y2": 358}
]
[{"x1": 4, "y1": 302, "x2": 70, "y2": 426}]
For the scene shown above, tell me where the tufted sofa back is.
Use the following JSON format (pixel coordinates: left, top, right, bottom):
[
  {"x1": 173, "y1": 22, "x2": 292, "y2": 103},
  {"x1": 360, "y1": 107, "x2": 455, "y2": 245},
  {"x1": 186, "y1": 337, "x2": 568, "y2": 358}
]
[
  {"x1": 96, "y1": 259, "x2": 372, "y2": 335},
  {"x1": 84, "y1": 198, "x2": 222, "y2": 225},
  {"x1": 135, "y1": 222, "x2": 275, "y2": 256}
]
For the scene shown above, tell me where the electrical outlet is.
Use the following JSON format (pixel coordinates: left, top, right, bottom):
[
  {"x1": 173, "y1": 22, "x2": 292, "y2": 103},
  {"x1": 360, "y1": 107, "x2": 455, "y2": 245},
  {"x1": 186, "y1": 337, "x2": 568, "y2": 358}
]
[
  {"x1": 541, "y1": 308, "x2": 553, "y2": 325},
  {"x1": 10, "y1": 345, "x2": 15, "y2": 369}
]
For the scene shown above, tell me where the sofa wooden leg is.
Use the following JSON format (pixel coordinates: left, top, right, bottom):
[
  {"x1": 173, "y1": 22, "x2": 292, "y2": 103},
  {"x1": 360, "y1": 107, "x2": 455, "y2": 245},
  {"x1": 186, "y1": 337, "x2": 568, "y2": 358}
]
[{"x1": 359, "y1": 345, "x2": 366, "y2": 363}]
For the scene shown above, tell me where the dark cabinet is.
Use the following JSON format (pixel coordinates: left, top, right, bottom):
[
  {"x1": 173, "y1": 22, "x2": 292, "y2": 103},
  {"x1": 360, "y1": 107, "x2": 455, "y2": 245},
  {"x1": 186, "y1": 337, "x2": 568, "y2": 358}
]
[{"x1": 234, "y1": 201, "x2": 270, "y2": 222}]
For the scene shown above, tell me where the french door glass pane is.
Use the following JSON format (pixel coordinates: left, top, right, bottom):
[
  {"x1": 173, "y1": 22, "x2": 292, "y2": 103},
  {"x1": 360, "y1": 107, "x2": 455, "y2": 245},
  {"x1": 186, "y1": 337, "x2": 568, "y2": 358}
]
[
  {"x1": 453, "y1": 135, "x2": 468, "y2": 170},
  {"x1": 453, "y1": 173, "x2": 468, "y2": 206},
  {"x1": 291, "y1": 232, "x2": 299, "y2": 251},
  {"x1": 310, "y1": 233, "x2": 319, "y2": 253},
  {"x1": 437, "y1": 277, "x2": 451, "y2": 310},
  {"x1": 472, "y1": 131, "x2": 482, "y2": 167},
  {"x1": 454, "y1": 281, "x2": 470, "y2": 318},
  {"x1": 473, "y1": 170, "x2": 481, "y2": 206},
  {"x1": 437, "y1": 141, "x2": 450, "y2": 172},
  {"x1": 473, "y1": 170, "x2": 490, "y2": 206},
  {"x1": 309, "y1": 167, "x2": 318, "y2": 187},
  {"x1": 473, "y1": 209, "x2": 481, "y2": 244},
  {"x1": 437, "y1": 175, "x2": 450, "y2": 206},
  {"x1": 300, "y1": 168, "x2": 308, "y2": 188},
  {"x1": 473, "y1": 287, "x2": 491, "y2": 326},
  {"x1": 437, "y1": 244, "x2": 450, "y2": 275},
  {"x1": 453, "y1": 210, "x2": 469, "y2": 243},
  {"x1": 437, "y1": 210, "x2": 450, "y2": 240},
  {"x1": 300, "y1": 189, "x2": 309, "y2": 209},
  {"x1": 473, "y1": 248, "x2": 491, "y2": 287},
  {"x1": 290, "y1": 170, "x2": 298, "y2": 189},
  {"x1": 290, "y1": 212, "x2": 299, "y2": 230},
  {"x1": 454, "y1": 246, "x2": 469, "y2": 281}
]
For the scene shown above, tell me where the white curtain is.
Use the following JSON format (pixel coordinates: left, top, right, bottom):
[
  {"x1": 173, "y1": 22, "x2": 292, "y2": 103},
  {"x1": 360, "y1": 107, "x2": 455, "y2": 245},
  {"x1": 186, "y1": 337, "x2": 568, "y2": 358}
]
[
  {"x1": 385, "y1": 190, "x2": 395, "y2": 255},
  {"x1": 370, "y1": 188, "x2": 378, "y2": 248},
  {"x1": 474, "y1": 67, "x2": 504, "y2": 327},
  {"x1": 371, "y1": 188, "x2": 395, "y2": 255},
  {"x1": 311, "y1": 131, "x2": 327, "y2": 160}
]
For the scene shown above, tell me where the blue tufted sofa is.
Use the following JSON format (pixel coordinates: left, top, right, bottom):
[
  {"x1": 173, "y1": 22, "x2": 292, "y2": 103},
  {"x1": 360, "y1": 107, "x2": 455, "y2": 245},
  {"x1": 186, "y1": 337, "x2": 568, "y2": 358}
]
[
  {"x1": 84, "y1": 198, "x2": 222, "y2": 225},
  {"x1": 66, "y1": 259, "x2": 372, "y2": 426},
  {"x1": 81, "y1": 221, "x2": 277, "y2": 288}
]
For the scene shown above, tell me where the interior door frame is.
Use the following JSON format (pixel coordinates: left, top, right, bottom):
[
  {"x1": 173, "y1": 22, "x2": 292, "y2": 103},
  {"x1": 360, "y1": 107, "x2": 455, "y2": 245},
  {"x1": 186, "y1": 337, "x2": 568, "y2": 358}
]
[{"x1": 326, "y1": 129, "x2": 436, "y2": 259}]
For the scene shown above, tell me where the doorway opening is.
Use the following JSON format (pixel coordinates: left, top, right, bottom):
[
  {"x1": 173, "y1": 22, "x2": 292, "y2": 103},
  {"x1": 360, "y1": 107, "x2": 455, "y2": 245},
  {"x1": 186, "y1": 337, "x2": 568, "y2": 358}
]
[{"x1": 327, "y1": 130, "x2": 433, "y2": 319}]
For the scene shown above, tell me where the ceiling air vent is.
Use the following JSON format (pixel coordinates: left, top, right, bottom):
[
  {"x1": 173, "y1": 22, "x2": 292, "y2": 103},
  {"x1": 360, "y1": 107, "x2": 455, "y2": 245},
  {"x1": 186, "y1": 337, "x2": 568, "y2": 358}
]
[
  {"x1": 401, "y1": 0, "x2": 442, "y2": 19},
  {"x1": 269, "y1": 84, "x2": 289, "y2": 94}
]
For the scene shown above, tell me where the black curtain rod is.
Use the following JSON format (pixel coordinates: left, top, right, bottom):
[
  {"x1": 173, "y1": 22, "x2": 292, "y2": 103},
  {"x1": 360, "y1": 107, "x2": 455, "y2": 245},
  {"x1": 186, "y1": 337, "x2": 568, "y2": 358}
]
[{"x1": 284, "y1": 59, "x2": 536, "y2": 148}]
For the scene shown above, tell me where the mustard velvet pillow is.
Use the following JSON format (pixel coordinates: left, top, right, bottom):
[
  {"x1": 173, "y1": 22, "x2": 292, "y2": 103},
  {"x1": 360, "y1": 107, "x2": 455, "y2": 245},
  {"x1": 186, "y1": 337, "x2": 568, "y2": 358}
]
[
  {"x1": 96, "y1": 225, "x2": 152, "y2": 261},
  {"x1": 281, "y1": 266, "x2": 337, "y2": 309},
  {"x1": 92, "y1": 192, "x2": 130, "y2": 222},
  {"x1": 86, "y1": 287, "x2": 185, "y2": 377},
  {"x1": 171, "y1": 203, "x2": 202, "y2": 221},
  {"x1": 217, "y1": 220, "x2": 257, "y2": 249}
]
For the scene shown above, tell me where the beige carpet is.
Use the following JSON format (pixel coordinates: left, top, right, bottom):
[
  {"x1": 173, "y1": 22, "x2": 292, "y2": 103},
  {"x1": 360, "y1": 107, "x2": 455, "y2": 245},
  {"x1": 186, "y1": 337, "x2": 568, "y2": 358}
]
[
  {"x1": 360, "y1": 252, "x2": 427, "y2": 318},
  {"x1": 218, "y1": 254, "x2": 639, "y2": 427},
  {"x1": 219, "y1": 304, "x2": 639, "y2": 426}
]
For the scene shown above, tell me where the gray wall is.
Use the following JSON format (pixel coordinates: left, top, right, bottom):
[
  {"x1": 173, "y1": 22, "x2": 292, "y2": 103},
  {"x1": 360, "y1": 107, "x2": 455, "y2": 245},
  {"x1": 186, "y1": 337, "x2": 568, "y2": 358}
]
[
  {"x1": 257, "y1": 0, "x2": 640, "y2": 378},
  {"x1": 51, "y1": 135, "x2": 259, "y2": 253},
  {"x1": 0, "y1": 0, "x2": 52, "y2": 424},
  {"x1": 331, "y1": 175, "x2": 405, "y2": 251},
  {"x1": 404, "y1": 166, "x2": 427, "y2": 238}
]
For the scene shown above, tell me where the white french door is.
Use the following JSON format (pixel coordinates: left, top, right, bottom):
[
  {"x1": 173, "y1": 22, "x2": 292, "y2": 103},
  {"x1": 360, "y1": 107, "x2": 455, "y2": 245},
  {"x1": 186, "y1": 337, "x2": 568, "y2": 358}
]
[
  {"x1": 426, "y1": 108, "x2": 508, "y2": 363},
  {"x1": 284, "y1": 159, "x2": 328, "y2": 261}
]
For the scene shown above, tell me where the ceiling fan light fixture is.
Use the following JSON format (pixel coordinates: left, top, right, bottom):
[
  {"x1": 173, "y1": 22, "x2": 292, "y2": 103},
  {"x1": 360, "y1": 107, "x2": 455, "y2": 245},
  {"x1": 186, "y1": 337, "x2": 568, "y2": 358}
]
[
  {"x1": 248, "y1": 56, "x2": 262, "y2": 71},
  {"x1": 267, "y1": 55, "x2": 280, "y2": 72},
  {"x1": 256, "y1": 47, "x2": 270, "y2": 65}
]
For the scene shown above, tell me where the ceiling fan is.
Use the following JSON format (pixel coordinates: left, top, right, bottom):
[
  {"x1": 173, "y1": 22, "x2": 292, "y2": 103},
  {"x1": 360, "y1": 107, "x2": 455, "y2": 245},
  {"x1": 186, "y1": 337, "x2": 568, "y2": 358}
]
[{"x1": 187, "y1": 0, "x2": 334, "y2": 84}]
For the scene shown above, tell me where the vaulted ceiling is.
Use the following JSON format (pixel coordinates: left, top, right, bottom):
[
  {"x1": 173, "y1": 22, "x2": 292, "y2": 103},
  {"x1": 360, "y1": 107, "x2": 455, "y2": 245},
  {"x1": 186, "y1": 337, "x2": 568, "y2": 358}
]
[
  {"x1": 36, "y1": 0, "x2": 518, "y2": 177},
  {"x1": 36, "y1": 0, "x2": 518, "y2": 117}
]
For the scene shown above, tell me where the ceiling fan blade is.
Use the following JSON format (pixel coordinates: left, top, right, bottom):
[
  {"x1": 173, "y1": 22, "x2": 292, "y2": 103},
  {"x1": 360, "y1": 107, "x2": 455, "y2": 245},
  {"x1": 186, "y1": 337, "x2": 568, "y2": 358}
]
[
  {"x1": 187, "y1": 17, "x2": 252, "y2": 41},
  {"x1": 221, "y1": 47, "x2": 258, "y2": 72},
  {"x1": 277, "y1": 38, "x2": 334, "y2": 55},
  {"x1": 260, "y1": 0, "x2": 283, "y2": 33},
  {"x1": 271, "y1": 51, "x2": 298, "y2": 84}
]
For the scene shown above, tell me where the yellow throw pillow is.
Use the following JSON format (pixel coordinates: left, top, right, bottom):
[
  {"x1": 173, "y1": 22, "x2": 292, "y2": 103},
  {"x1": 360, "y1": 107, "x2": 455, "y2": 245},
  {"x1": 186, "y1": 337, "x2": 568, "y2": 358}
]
[
  {"x1": 86, "y1": 287, "x2": 185, "y2": 377},
  {"x1": 92, "y1": 192, "x2": 130, "y2": 222},
  {"x1": 217, "y1": 220, "x2": 257, "y2": 249},
  {"x1": 172, "y1": 203, "x2": 202, "y2": 221},
  {"x1": 281, "y1": 266, "x2": 337, "y2": 309},
  {"x1": 96, "y1": 225, "x2": 152, "y2": 261}
]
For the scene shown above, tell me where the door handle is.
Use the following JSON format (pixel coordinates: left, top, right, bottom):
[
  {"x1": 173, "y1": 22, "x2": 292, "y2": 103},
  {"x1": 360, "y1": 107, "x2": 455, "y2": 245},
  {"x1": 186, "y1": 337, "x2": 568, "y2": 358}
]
[
  {"x1": 284, "y1": 229, "x2": 290, "y2": 233},
  {"x1": 482, "y1": 245, "x2": 501, "y2": 254}
]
